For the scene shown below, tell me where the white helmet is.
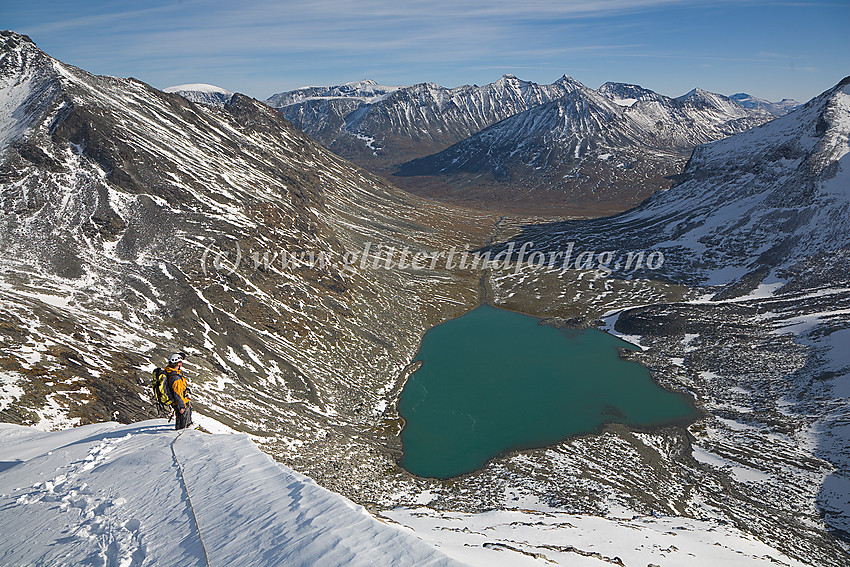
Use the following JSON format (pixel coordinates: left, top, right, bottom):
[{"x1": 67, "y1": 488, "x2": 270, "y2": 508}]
[{"x1": 168, "y1": 353, "x2": 183, "y2": 365}]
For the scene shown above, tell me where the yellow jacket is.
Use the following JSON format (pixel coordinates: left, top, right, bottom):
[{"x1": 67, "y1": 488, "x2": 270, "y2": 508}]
[{"x1": 165, "y1": 365, "x2": 189, "y2": 410}]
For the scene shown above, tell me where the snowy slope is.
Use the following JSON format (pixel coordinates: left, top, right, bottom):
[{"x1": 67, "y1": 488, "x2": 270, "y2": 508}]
[
  {"x1": 0, "y1": 420, "x2": 459, "y2": 566},
  {"x1": 384, "y1": 507, "x2": 809, "y2": 567},
  {"x1": 163, "y1": 83, "x2": 234, "y2": 108},
  {"x1": 0, "y1": 420, "x2": 811, "y2": 567}
]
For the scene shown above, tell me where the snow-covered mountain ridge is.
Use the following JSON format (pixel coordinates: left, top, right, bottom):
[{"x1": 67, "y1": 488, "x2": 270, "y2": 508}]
[
  {"x1": 393, "y1": 81, "x2": 776, "y2": 211},
  {"x1": 0, "y1": 420, "x2": 459, "y2": 566}
]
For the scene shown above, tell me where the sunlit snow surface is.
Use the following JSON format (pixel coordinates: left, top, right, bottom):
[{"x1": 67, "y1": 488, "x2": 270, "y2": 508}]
[
  {"x1": 0, "y1": 420, "x2": 809, "y2": 567},
  {"x1": 0, "y1": 420, "x2": 459, "y2": 566},
  {"x1": 384, "y1": 506, "x2": 808, "y2": 567}
]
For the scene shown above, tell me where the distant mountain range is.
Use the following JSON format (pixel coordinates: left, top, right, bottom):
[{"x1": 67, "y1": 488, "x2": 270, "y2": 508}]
[
  {"x1": 254, "y1": 77, "x2": 787, "y2": 212},
  {"x1": 730, "y1": 92, "x2": 801, "y2": 116},
  {"x1": 167, "y1": 78, "x2": 796, "y2": 213},
  {"x1": 393, "y1": 82, "x2": 776, "y2": 212},
  {"x1": 265, "y1": 74, "x2": 584, "y2": 174}
]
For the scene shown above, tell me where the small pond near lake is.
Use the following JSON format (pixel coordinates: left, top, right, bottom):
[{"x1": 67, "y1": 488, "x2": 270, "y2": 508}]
[{"x1": 398, "y1": 305, "x2": 698, "y2": 479}]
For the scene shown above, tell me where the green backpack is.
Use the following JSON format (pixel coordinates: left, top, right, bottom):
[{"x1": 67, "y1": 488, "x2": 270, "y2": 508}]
[{"x1": 151, "y1": 367, "x2": 172, "y2": 415}]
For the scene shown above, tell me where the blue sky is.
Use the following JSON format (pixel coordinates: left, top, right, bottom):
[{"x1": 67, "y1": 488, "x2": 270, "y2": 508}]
[{"x1": 4, "y1": 1, "x2": 847, "y2": 102}]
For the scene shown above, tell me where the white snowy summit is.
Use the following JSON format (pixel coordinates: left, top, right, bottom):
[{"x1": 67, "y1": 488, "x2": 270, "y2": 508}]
[{"x1": 163, "y1": 83, "x2": 234, "y2": 107}]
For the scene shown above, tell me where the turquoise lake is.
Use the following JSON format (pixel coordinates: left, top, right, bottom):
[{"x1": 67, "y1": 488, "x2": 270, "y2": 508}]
[{"x1": 398, "y1": 305, "x2": 698, "y2": 479}]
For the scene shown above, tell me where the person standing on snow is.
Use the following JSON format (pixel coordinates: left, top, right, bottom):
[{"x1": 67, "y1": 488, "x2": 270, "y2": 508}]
[{"x1": 165, "y1": 353, "x2": 193, "y2": 430}]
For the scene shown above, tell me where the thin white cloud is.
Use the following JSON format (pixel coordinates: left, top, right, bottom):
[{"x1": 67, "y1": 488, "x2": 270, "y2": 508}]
[
  {"x1": 19, "y1": 4, "x2": 182, "y2": 35},
  {"x1": 620, "y1": 53, "x2": 775, "y2": 63}
]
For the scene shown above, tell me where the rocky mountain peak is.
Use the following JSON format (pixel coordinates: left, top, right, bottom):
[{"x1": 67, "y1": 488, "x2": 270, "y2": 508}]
[
  {"x1": 0, "y1": 30, "x2": 36, "y2": 50},
  {"x1": 598, "y1": 82, "x2": 666, "y2": 106},
  {"x1": 0, "y1": 31, "x2": 65, "y2": 153}
]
